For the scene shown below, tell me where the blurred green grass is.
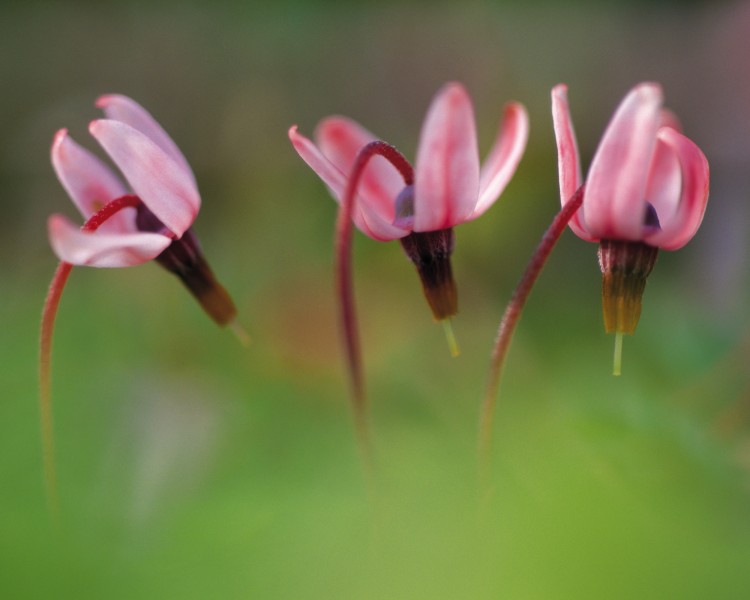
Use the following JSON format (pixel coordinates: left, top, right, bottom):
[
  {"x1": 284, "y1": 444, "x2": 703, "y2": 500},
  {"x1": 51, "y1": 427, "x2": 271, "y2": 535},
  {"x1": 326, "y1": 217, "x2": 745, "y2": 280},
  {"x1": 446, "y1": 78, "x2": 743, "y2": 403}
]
[{"x1": 2, "y1": 0, "x2": 750, "y2": 598}]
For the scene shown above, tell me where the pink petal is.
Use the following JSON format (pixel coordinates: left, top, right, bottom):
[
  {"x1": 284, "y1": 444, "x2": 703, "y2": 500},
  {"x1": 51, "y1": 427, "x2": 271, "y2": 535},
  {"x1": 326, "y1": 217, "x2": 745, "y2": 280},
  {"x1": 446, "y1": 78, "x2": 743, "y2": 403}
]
[
  {"x1": 289, "y1": 125, "x2": 348, "y2": 197},
  {"x1": 51, "y1": 129, "x2": 133, "y2": 234},
  {"x1": 48, "y1": 214, "x2": 172, "y2": 267},
  {"x1": 96, "y1": 94, "x2": 197, "y2": 189},
  {"x1": 288, "y1": 125, "x2": 408, "y2": 241},
  {"x1": 642, "y1": 132, "x2": 682, "y2": 229},
  {"x1": 470, "y1": 101, "x2": 529, "y2": 220},
  {"x1": 90, "y1": 119, "x2": 200, "y2": 237},
  {"x1": 584, "y1": 83, "x2": 663, "y2": 240},
  {"x1": 414, "y1": 82, "x2": 480, "y2": 232},
  {"x1": 315, "y1": 117, "x2": 405, "y2": 226},
  {"x1": 659, "y1": 108, "x2": 682, "y2": 132},
  {"x1": 644, "y1": 128, "x2": 709, "y2": 250},
  {"x1": 551, "y1": 85, "x2": 593, "y2": 241}
]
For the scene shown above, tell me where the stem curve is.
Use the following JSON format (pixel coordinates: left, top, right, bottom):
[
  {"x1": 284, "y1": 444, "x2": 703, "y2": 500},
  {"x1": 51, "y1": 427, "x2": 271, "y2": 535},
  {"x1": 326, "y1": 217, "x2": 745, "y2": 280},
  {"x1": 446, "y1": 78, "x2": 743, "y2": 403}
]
[
  {"x1": 478, "y1": 187, "x2": 584, "y2": 487},
  {"x1": 336, "y1": 141, "x2": 413, "y2": 475},
  {"x1": 38, "y1": 194, "x2": 141, "y2": 525}
]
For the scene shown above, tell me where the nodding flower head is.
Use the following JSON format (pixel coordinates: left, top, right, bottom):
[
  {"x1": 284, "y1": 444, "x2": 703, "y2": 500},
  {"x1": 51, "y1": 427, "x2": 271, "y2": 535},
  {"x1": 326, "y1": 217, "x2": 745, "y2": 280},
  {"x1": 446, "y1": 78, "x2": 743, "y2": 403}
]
[
  {"x1": 48, "y1": 94, "x2": 237, "y2": 327},
  {"x1": 552, "y1": 82, "x2": 709, "y2": 251},
  {"x1": 40, "y1": 95, "x2": 244, "y2": 519},
  {"x1": 552, "y1": 83, "x2": 710, "y2": 373},
  {"x1": 289, "y1": 82, "x2": 529, "y2": 321},
  {"x1": 49, "y1": 94, "x2": 201, "y2": 267}
]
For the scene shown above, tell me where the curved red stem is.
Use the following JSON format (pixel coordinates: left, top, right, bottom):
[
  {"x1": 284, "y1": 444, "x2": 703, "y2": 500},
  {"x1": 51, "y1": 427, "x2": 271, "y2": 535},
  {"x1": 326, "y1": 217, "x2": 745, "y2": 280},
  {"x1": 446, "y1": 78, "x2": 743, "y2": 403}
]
[
  {"x1": 81, "y1": 194, "x2": 141, "y2": 232},
  {"x1": 478, "y1": 187, "x2": 584, "y2": 487},
  {"x1": 38, "y1": 194, "x2": 141, "y2": 525},
  {"x1": 336, "y1": 141, "x2": 413, "y2": 473},
  {"x1": 39, "y1": 261, "x2": 72, "y2": 526}
]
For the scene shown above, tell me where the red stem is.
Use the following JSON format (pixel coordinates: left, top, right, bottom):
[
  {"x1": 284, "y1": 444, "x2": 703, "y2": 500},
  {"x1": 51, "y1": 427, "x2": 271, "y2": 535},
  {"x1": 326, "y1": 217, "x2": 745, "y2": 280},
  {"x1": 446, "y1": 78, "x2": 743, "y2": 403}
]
[
  {"x1": 39, "y1": 261, "x2": 72, "y2": 526},
  {"x1": 478, "y1": 187, "x2": 584, "y2": 483},
  {"x1": 81, "y1": 195, "x2": 141, "y2": 232},
  {"x1": 38, "y1": 194, "x2": 141, "y2": 525},
  {"x1": 336, "y1": 141, "x2": 413, "y2": 472}
]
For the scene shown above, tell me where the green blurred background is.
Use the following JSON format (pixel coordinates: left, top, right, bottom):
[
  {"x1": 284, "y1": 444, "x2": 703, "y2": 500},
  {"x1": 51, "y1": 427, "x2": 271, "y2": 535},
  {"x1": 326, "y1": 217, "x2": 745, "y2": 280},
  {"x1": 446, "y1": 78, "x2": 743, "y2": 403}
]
[{"x1": 2, "y1": 0, "x2": 750, "y2": 598}]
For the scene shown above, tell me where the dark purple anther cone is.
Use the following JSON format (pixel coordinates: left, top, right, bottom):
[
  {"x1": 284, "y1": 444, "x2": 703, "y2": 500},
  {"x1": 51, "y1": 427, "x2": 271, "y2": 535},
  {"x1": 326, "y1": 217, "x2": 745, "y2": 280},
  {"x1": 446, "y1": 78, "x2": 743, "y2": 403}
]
[
  {"x1": 400, "y1": 227, "x2": 457, "y2": 321},
  {"x1": 136, "y1": 204, "x2": 237, "y2": 326}
]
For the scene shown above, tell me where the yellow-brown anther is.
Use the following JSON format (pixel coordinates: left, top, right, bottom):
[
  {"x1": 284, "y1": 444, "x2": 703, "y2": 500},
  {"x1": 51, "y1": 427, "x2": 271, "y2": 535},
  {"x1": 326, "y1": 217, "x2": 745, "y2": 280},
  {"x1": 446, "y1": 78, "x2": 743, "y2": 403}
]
[{"x1": 598, "y1": 239, "x2": 659, "y2": 334}]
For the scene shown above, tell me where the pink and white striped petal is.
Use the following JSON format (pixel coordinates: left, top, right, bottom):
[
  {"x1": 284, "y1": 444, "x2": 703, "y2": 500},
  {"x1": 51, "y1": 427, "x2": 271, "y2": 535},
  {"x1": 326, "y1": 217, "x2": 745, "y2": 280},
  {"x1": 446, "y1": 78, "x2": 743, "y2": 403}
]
[
  {"x1": 48, "y1": 214, "x2": 172, "y2": 267},
  {"x1": 471, "y1": 101, "x2": 529, "y2": 220},
  {"x1": 643, "y1": 132, "x2": 682, "y2": 230},
  {"x1": 288, "y1": 125, "x2": 409, "y2": 241},
  {"x1": 644, "y1": 128, "x2": 709, "y2": 250},
  {"x1": 315, "y1": 117, "x2": 405, "y2": 226},
  {"x1": 96, "y1": 94, "x2": 197, "y2": 189},
  {"x1": 51, "y1": 129, "x2": 133, "y2": 233},
  {"x1": 584, "y1": 83, "x2": 663, "y2": 240},
  {"x1": 90, "y1": 119, "x2": 200, "y2": 238},
  {"x1": 551, "y1": 85, "x2": 592, "y2": 241},
  {"x1": 414, "y1": 82, "x2": 480, "y2": 232}
]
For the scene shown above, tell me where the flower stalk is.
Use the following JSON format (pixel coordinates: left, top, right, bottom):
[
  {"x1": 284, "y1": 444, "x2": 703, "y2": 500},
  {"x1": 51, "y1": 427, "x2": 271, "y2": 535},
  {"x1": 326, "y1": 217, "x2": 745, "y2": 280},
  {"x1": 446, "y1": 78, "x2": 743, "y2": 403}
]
[
  {"x1": 41, "y1": 93, "x2": 243, "y2": 521},
  {"x1": 38, "y1": 261, "x2": 71, "y2": 527},
  {"x1": 39, "y1": 195, "x2": 140, "y2": 524},
  {"x1": 479, "y1": 186, "x2": 584, "y2": 487},
  {"x1": 336, "y1": 140, "x2": 413, "y2": 471}
]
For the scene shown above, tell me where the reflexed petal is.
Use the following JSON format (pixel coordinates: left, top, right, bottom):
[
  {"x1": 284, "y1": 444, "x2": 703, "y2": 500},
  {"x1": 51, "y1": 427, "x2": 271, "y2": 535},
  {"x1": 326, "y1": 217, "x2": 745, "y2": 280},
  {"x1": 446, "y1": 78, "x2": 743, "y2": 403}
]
[
  {"x1": 414, "y1": 82, "x2": 480, "y2": 231},
  {"x1": 470, "y1": 101, "x2": 529, "y2": 220},
  {"x1": 585, "y1": 83, "x2": 663, "y2": 240},
  {"x1": 315, "y1": 117, "x2": 404, "y2": 225},
  {"x1": 51, "y1": 129, "x2": 133, "y2": 233},
  {"x1": 288, "y1": 126, "x2": 409, "y2": 241},
  {"x1": 96, "y1": 94, "x2": 197, "y2": 189},
  {"x1": 48, "y1": 214, "x2": 171, "y2": 267},
  {"x1": 644, "y1": 128, "x2": 709, "y2": 250},
  {"x1": 289, "y1": 125, "x2": 348, "y2": 198},
  {"x1": 551, "y1": 84, "x2": 592, "y2": 241},
  {"x1": 90, "y1": 119, "x2": 200, "y2": 237}
]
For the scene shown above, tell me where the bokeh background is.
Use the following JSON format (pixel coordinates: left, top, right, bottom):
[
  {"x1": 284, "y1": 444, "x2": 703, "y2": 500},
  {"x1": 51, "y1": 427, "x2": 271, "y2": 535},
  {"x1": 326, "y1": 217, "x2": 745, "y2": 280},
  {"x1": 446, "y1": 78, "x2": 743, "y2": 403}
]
[{"x1": 2, "y1": 0, "x2": 750, "y2": 598}]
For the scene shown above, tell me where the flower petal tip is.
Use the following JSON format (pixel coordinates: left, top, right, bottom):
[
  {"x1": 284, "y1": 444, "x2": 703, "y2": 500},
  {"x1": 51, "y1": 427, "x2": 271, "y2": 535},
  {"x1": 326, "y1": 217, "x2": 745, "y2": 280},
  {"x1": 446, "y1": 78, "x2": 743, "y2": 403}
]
[
  {"x1": 94, "y1": 94, "x2": 117, "y2": 109},
  {"x1": 636, "y1": 81, "x2": 662, "y2": 95},
  {"x1": 288, "y1": 125, "x2": 309, "y2": 149},
  {"x1": 505, "y1": 101, "x2": 529, "y2": 127},
  {"x1": 440, "y1": 81, "x2": 468, "y2": 96},
  {"x1": 435, "y1": 82, "x2": 471, "y2": 108},
  {"x1": 52, "y1": 128, "x2": 69, "y2": 150},
  {"x1": 51, "y1": 129, "x2": 70, "y2": 162},
  {"x1": 628, "y1": 82, "x2": 664, "y2": 108},
  {"x1": 87, "y1": 119, "x2": 106, "y2": 136}
]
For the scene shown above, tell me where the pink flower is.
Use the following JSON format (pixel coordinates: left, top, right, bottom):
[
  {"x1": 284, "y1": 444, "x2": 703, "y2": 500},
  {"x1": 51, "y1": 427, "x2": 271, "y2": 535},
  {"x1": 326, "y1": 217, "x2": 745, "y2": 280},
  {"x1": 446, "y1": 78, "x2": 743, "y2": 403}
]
[
  {"x1": 288, "y1": 82, "x2": 529, "y2": 242},
  {"x1": 552, "y1": 82, "x2": 709, "y2": 250},
  {"x1": 552, "y1": 83, "x2": 710, "y2": 373},
  {"x1": 48, "y1": 94, "x2": 200, "y2": 267},
  {"x1": 39, "y1": 95, "x2": 243, "y2": 519},
  {"x1": 46, "y1": 94, "x2": 238, "y2": 329}
]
